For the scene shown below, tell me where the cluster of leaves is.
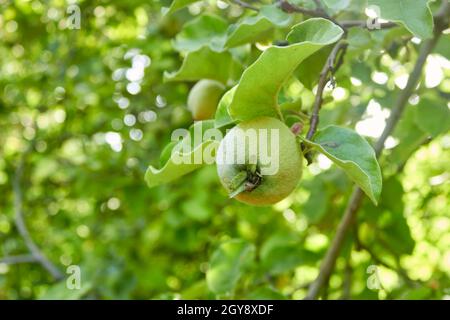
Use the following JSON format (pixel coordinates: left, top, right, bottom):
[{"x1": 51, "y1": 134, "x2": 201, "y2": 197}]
[{"x1": 0, "y1": 0, "x2": 449, "y2": 300}]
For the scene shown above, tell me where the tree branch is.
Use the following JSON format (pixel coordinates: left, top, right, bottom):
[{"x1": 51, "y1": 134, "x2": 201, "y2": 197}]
[
  {"x1": 12, "y1": 143, "x2": 64, "y2": 280},
  {"x1": 306, "y1": 40, "x2": 347, "y2": 140},
  {"x1": 0, "y1": 254, "x2": 38, "y2": 265},
  {"x1": 313, "y1": 0, "x2": 325, "y2": 11},
  {"x1": 340, "y1": 20, "x2": 397, "y2": 29},
  {"x1": 341, "y1": 258, "x2": 352, "y2": 300},
  {"x1": 278, "y1": 0, "x2": 342, "y2": 27},
  {"x1": 302, "y1": 40, "x2": 348, "y2": 164},
  {"x1": 305, "y1": 1, "x2": 449, "y2": 299},
  {"x1": 230, "y1": 0, "x2": 259, "y2": 11}
]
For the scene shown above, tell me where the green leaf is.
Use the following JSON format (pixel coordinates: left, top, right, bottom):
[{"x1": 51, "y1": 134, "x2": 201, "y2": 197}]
[
  {"x1": 260, "y1": 233, "x2": 319, "y2": 274},
  {"x1": 214, "y1": 86, "x2": 237, "y2": 128},
  {"x1": 368, "y1": 0, "x2": 433, "y2": 39},
  {"x1": 415, "y1": 97, "x2": 450, "y2": 137},
  {"x1": 145, "y1": 121, "x2": 220, "y2": 188},
  {"x1": 164, "y1": 47, "x2": 242, "y2": 84},
  {"x1": 434, "y1": 33, "x2": 450, "y2": 57},
  {"x1": 347, "y1": 28, "x2": 373, "y2": 51},
  {"x1": 302, "y1": 178, "x2": 329, "y2": 223},
  {"x1": 164, "y1": 0, "x2": 200, "y2": 16},
  {"x1": 228, "y1": 18, "x2": 343, "y2": 122},
  {"x1": 295, "y1": 47, "x2": 331, "y2": 89},
  {"x1": 225, "y1": 4, "x2": 292, "y2": 48},
  {"x1": 305, "y1": 125, "x2": 382, "y2": 205},
  {"x1": 401, "y1": 287, "x2": 433, "y2": 300},
  {"x1": 389, "y1": 105, "x2": 429, "y2": 167},
  {"x1": 246, "y1": 287, "x2": 286, "y2": 300},
  {"x1": 39, "y1": 281, "x2": 93, "y2": 300},
  {"x1": 159, "y1": 140, "x2": 179, "y2": 167},
  {"x1": 380, "y1": 210, "x2": 415, "y2": 255},
  {"x1": 206, "y1": 239, "x2": 255, "y2": 295},
  {"x1": 173, "y1": 14, "x2": 228, "y2": 52}
]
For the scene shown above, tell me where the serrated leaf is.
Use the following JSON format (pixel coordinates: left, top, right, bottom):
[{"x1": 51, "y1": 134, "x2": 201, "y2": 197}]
[
  {"x1": 173, "y1": 14, "x2": 228, "y2": 52},
  {"x1": 164, "y1": 0, "x2": 200, "y2": 16},
  {"x1": 164, "y1": 47, "x2": 241, "y2": 84},
  {"x1": 206, "y1": 239, "x2": 255, "y2": 295},
  {"x1": 305, "y1": 125, "x2": 382, "y2": 205},
  {"x1": 368, "y1": 0, "x2": 433, "y2": 39},
  {"x1": 225, "y1": 4, "x2": 292, "y2": 48},
  {"x1": 145, "y1": 121, "x2": 220, "y2": 188},
  {"x1": 228, "y1": 18, "x2": 343, "y2": 122}
]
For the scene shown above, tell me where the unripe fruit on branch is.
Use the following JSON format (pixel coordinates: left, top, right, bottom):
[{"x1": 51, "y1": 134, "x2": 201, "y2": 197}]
[
  {"x1": 187, "y1": 79, "x2": 225, "y2": 120},
  {"x1": 216, "y1": 117, "x2": 303, "y2": 206}
]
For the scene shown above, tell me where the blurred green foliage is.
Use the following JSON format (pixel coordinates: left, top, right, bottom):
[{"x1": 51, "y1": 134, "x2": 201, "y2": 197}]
[{"x1": 0, "y1": 0, "x2": 449, "y2": 300}]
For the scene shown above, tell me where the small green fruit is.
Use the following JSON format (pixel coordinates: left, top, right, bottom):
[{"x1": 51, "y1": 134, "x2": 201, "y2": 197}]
[
  {"x1": 216, "y1": 117, "x2": 303, "y2": 206},
  {"x1": 187, "y1": 79, "x2": 225, "y2": 120}
]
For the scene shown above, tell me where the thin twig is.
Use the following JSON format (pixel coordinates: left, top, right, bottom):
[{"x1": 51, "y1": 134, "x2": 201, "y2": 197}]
[
  {"x1": 341, "y1": 258, "x2": 352, "y2": 300},
  {"x1": 12, "y1": 142, "x2": 64, "y2": 280},
  {"x1": 313, "y1": 0, "x2": 325, "y2": 11},
  {"x1": 278, "y1": 0, "x2": 342, "y2": 27},
  {"x1": 302, "y1": 40, "x2": 347, "y2": 164},
  {"x1": 278, "y1": 0, "x2": 322, "y2": 16},
  {"x1": 306, "y1": 40, "x2": 347, "y2": 140},
  {"x1": 230, "y1": 0, "x2": 259, "y2": 11},
  {"x1": 305, "y1": 1, "x2": 449, "y2": 299},
  {"x1": 0, "y1": 254, "x2": 38, "y2": 265},
  {"x1": 340, "y1": 20, "x2": 397, "y2": 29}
]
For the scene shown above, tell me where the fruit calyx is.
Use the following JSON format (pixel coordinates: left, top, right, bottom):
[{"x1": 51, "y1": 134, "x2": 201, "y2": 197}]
[{"x1": 228, "y1": 164, "x2": 262, "y2": 198}]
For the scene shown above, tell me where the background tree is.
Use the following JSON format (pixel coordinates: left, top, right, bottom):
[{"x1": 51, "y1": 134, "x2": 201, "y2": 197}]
[{"x1": 0, "y1": 0, "x2": 449, "y2": 300}]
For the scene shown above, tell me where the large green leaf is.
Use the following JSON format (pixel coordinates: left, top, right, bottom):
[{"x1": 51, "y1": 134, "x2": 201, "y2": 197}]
[
  {"x1": 228, "y1": 18, "x2": 343, "y2": 122},
  {"x1": 206, "y1": 239, "x2": 255, "y2": 295},
  {"x1": 368, "y1": 0, "x2": 433, "y2": 39},
  {"x1": 164, "y1": 0, "x2": 200, "y2": 16},
  {"x1": 225, "y1": 4, "x2": 292, "y2": 48},
  {"x1": 295, "y1": 47, "x2": 331, "y2": 89},
  {"x1": 304, "y1": 125, "x2": 382, "y2": 205},
  {"x1": 164, "y1": 47, "x2": 242, "y2": 84},
  {"x1": 173, "y1": 14, "x2": 228, "y2": 52},
  {"x1": 145, "y1": 121, "x2": 221, "y2": 188}
]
